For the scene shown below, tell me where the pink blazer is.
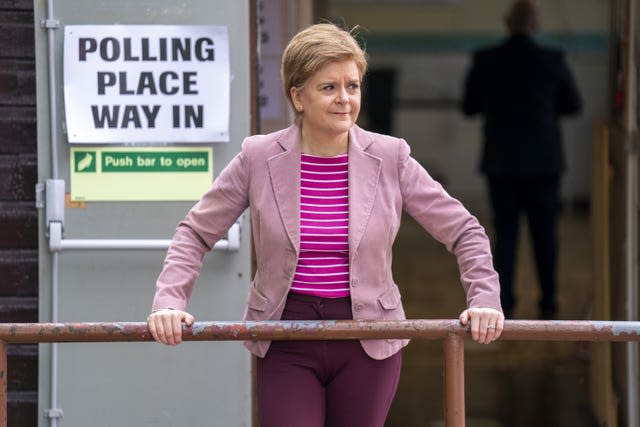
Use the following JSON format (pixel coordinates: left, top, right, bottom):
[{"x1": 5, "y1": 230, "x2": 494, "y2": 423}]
[{"x1": 152, "y1": 124, "x2": 501, "y2": 360}]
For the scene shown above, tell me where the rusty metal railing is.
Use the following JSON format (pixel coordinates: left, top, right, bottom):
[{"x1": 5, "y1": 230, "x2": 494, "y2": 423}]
[{"x1": 1, "y1": 319, "x2": 639, "y2": 427}]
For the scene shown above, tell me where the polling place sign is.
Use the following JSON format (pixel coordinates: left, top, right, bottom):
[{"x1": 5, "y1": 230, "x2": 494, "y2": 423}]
[{"x1": 63, "y1": 25, "x2": 229, "y2": 143}]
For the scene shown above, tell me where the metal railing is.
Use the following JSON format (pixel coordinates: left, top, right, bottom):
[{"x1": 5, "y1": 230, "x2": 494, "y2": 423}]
[{"x1": 0, "y1": 319, "x2": 639, "y2": 427}]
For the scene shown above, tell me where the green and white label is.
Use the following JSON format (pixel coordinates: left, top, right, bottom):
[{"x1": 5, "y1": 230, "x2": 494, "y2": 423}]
[
  {"x1": 101, "y1": 151, "x2": 209, "y2": 172},
  {"x1": 70, "y1": 146, "x2": 213, "y2": 201}
]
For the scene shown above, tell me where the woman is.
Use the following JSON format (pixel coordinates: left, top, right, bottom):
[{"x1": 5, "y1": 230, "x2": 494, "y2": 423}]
[{"x1": 148, "y1": 23, "x2": 503, "y2": 427}]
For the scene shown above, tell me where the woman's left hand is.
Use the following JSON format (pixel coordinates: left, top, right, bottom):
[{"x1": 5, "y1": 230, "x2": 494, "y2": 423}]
[{"x1": 458, "y1": 307, "x2": 504, "y2": 344}]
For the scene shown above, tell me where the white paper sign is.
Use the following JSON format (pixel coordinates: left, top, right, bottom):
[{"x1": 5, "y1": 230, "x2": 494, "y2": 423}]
[{"x1": 63, "y1": 25, "x2": 230, "y2": 143}]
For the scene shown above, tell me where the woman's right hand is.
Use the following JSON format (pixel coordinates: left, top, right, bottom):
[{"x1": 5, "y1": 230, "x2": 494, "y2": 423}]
[{"x1": 147, "y1": 308, "x2": 195, "y2": 346}]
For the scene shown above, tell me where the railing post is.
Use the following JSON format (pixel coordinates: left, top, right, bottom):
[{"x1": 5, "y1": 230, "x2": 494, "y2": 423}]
[
  {"x1": 443, "y1": 333, "x2": 465, "y2": 427},
  {"x1": 0, "y1": 341, "x2": 6, "y2": 427}
]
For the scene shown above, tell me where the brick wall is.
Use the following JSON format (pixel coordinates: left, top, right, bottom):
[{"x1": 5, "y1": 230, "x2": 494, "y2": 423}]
[{"x1": 0, "y1": 0, "x2": 38, "y2": 425}]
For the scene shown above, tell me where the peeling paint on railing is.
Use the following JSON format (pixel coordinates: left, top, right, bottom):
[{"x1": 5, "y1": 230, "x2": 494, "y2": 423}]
[
  {"x1": 0, "y1": 320, "x2": 639, "y2": 427},
  {"x1": 0, "y1": 320, "x2": 639, "y2": 344},
  {"x1": 592, "y1": 321, "x2": 640, "y2": 337}
]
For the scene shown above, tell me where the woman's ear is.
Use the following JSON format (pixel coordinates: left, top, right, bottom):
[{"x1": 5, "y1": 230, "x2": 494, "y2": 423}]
[{"x1": 290, "y1": 87, "x2": 302, "y2": 112}]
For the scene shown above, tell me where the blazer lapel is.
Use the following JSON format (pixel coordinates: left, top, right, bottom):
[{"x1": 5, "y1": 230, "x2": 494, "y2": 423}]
[
  {"x1": 267, "y1": 125, "x2": 301, "y2": 254},
  {"x1": 348, "y1": 126, "x2": 381, "y2": 262}
]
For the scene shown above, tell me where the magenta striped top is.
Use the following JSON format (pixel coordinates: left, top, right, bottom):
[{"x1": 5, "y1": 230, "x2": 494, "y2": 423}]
[{"x1": 290, "y1": 153, "x2": 350, "y2": 298}]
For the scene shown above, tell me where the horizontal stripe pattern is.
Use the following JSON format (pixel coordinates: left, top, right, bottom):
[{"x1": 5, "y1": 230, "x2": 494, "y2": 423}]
[{"x1": 291, "y1": 153, "x2": 350, "y2": 298}]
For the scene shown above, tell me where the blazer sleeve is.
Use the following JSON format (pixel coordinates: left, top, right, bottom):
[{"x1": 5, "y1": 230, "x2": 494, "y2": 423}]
[
  {"x1": 555, "y1": 52, "x2": 583, "y2": 116},
  {"x1": 397, "y1": 140, "x2": 501, "y2": 311},
  {"x1": 461, "y1": 52, "x2": 483, "y2": 116},
  {"x1": 152, "y1": 140, "x2": 251, "y2": 312}
]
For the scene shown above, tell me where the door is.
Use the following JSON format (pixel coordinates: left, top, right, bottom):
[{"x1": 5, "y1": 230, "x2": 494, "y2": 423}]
[{"x1": 34, "y1": 1, "x2": 254, "y2": 425}]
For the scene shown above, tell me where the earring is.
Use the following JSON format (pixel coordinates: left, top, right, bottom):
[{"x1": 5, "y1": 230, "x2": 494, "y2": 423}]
[{"x1": 296, "y1": 105, "x2": 303, "y2": 113}]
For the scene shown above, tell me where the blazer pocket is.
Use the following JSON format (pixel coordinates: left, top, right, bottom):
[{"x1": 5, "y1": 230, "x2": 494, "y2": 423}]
[
  {"x1": 247, "y1": 286, "x2": 268, "y2": 312},
  {"x1": 378, "y1": 285, "x2": 401, "y2": 310}
]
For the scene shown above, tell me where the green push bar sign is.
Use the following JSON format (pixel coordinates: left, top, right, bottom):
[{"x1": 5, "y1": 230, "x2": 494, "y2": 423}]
[{"x1": 70, "y1": 147, "x2": 213, "y2": 201}]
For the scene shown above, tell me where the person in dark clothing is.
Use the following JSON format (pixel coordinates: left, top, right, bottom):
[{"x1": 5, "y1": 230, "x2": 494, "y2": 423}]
[{"x1": 461, "y1": 0, "x2": 582, "y2": 318}]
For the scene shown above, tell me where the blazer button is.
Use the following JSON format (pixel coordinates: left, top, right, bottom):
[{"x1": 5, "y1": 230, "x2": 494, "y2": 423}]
[
  {"x1": 355, "y1": 304, "x2": 364, "y2": 311},
  {"x1": 351, "y1": 278, "x2": 358, "y2": 287}
]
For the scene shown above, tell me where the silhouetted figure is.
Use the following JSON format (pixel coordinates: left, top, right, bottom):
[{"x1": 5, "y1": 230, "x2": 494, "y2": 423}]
[{"x1": 461, "y1": 0, "x2": 582, "y2": 318}]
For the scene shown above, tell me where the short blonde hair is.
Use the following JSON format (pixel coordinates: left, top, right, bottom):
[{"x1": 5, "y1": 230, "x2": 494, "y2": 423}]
[{"x1": 281, "y1": 23, "x2": 368, "y2": 114}]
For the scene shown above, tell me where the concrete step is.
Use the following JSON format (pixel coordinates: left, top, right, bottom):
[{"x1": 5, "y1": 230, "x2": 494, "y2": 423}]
[
  {"x1": 8, "y1": 344, "x2": 37, "y2": 391},
  {"x1": 0, "y1": 202, "x2": 37, "y2": 250},
  {"x1": 0, "y1": 249, "x2": 37, "y2": 297},
  {"x1": 0, "y1": 154, "x2": 37, "y2": 201},
  {"x1": 0, "y1": 296, "x2": 37, "y2": 322},
  {"x1": 0, "y1": 107, "x2": 37, "y2": 154},
  {"x1": 8, "y1": 391, "x2": 37, "y2": 427}
]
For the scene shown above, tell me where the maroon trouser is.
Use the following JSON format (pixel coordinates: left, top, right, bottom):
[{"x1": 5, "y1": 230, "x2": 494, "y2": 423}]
[{"x1": 256, "y1": 293, "x2": 402, "y2": 427}]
